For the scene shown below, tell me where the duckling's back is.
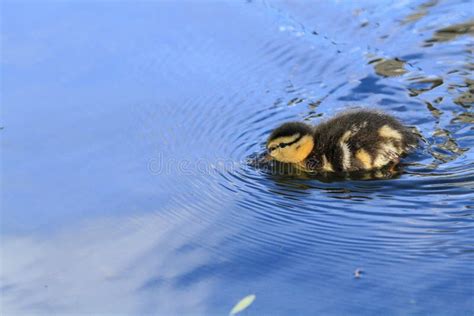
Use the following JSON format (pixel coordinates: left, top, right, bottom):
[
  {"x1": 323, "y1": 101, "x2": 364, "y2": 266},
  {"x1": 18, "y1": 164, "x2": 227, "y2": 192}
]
[{"x1": 311, "y1": 110, "x2": 418, "y2": 172}]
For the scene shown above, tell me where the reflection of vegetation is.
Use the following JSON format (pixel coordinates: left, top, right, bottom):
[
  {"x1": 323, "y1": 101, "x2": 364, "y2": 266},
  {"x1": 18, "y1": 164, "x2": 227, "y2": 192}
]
[
  {"x1": 425, "y1": 101, "x2": 443, "y2": 119},
  {"x1": 452, "y1": 112, "x2": 474, "y2": 124},
  {"x1": 371, "y1": 58, "x2": 407, "y2": 77},
  {"x1": 425, "y1": 20, "x2": 474, "y2": 46},
  {"x1": 454, "y1": 79, "x2": 474, "y2": 107},
  {"x1": 430, "y1": 128, "x2": 468, "y2": 163},
  {"x1": 407, "y1": 77, "x2": 443, "y2": 96},
  {"x1": 287, "y1": 97, "x2": 304, "y2": 106},
  {"x1": 455, "y1": 91, "x2": 474, "y2": 107},
  {"x1": 402, "y1": 11, "x2": 427, "y2": 25},
  {"x1": 401, "y1": 0, "x2": 438, "y2": 24}
]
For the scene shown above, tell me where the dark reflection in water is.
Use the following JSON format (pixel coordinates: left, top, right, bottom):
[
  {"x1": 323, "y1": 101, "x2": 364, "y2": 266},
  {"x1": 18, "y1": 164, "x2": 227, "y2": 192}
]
[
  {"x1": 248, "y1": 154, "x2": 403, "y2": 181},
  {"x1": 455, "y1": 78, "x2": 474, "y2": 107},
  {"x1": 371, "y1": 58, "x2": 407, "y2": 77},
  {"x1": 2, "y1": 0, "x2": 473, "y2": 315},
  {"x1": 425, "y1": 20, "x2": 474, "y2": 45}
]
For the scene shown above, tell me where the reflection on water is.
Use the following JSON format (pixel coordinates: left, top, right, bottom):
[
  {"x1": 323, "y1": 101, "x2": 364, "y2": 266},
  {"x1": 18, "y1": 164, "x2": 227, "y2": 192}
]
[
  {"x1": 371, "y1": 58, "x2": 407, "y2": 77},
  {"x1": 425, "y1": 20, "x2": 474, "y2": 45},
  {"x1": 248, "y1": 154, "x2": 404, "y2": 181},
  {"x1": 2, "y1": 213, "x2": 219, "y2": 315},
  {"x1": 455, "y1": 78, "x2": 474, "y2": 107},
  {"x1": 2, "y1": 0, "x2": 473, "y2": 315}
]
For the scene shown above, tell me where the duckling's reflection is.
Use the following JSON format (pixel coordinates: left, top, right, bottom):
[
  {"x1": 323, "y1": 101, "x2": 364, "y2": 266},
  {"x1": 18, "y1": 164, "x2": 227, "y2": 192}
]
[
  {"x1": 249, "y1": 152, "x2": 402, "y2": 181},
  {"x1": 247, "y1": 152, "x2": 404, "y2": 201}
]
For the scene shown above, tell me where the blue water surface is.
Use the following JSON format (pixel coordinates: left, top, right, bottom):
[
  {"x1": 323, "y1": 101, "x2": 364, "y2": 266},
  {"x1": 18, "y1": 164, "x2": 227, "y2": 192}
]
[{"x1": 1, "y1": 0, "x2": 473, "y2": 315}]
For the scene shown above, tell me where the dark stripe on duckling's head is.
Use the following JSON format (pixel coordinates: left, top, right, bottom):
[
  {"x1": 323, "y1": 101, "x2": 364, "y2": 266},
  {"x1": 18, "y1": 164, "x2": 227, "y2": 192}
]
[
  {"x1": 267, "y1": 122, "x2": 313, "y2": 147},
  {"x1": 267, "y1": 133, "x2": 302, "y2": 152}
]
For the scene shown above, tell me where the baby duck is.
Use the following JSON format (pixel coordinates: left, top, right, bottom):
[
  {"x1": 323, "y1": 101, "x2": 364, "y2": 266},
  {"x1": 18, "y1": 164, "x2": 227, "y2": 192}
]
[{"x1": 266, "y1": 109, "x2": 418, "y2": 172}]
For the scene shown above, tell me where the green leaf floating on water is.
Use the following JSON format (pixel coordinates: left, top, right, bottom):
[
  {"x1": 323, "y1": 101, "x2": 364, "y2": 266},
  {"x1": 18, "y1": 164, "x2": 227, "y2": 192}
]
[{"x1": 229, "y1": 294, "x2": 256, "y2": 315}]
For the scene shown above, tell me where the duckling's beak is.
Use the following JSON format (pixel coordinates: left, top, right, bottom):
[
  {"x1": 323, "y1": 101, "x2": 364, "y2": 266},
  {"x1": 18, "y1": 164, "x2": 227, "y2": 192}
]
[{"x1": 263, "y1": 153, "x2": 272, "y2": 162}]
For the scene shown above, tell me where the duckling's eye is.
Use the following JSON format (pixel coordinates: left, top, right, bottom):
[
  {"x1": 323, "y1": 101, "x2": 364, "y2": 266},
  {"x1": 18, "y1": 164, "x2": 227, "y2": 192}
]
[{"x1": 268, "y1": 146, "x2": 277, "y2": 152}]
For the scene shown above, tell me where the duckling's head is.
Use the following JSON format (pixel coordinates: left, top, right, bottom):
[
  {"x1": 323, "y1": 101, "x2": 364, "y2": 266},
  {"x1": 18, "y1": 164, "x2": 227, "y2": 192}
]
[{"x1": 266, "y1": 122, "x2": 314, "y2": 163}]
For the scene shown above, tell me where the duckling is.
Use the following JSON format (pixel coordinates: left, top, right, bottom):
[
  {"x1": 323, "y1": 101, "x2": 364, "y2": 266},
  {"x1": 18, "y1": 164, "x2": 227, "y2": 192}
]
[{"x1": 266, "y1": 109, "x2": 418, "y2": 173}]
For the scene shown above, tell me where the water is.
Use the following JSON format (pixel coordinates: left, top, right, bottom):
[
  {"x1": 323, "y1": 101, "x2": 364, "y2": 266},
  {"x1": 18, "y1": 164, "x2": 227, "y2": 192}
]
[{"x1": 1, "y1": 1, "x2": 473, "y2": 315}]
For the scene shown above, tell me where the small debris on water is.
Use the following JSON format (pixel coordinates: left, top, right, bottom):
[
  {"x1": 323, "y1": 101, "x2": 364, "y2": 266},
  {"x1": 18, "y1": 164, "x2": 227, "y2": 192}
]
[
  {"x1": 354, "y1": 268, "x2": 364, "y2": 279},
  {"x1": 229, "y1": 294, "x2": 256, "y2": 315}
]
